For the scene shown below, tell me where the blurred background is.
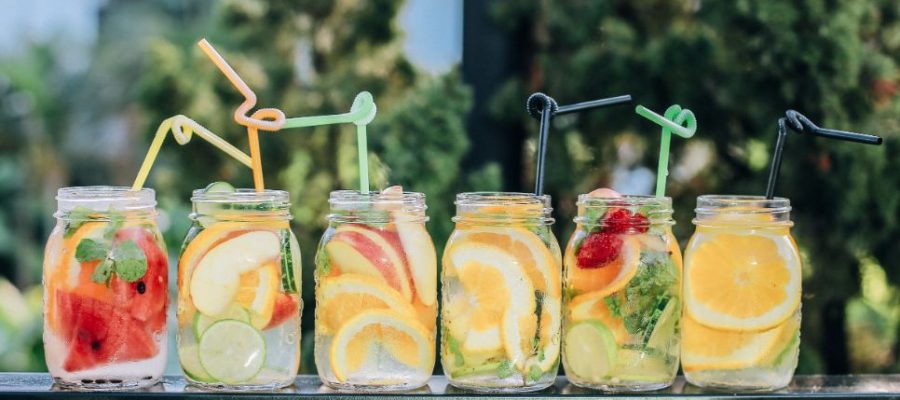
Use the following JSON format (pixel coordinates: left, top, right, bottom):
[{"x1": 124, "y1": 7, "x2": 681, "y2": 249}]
[{"x1": 0, "y1": 0, "x2": 898, "y2": 376}]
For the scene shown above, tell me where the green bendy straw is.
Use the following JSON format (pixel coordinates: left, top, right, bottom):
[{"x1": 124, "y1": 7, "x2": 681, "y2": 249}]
[
  {"x1": 635, "y1": 104, "x2": 697, "y2": 198},
  {"x1": 283, "y1": 92, "x2": 377, "y2": 193}
]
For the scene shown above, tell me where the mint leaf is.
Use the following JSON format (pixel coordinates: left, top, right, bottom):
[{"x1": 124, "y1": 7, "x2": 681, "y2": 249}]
[
  {"x1": 445, "y1": 328, "x2": 465, "y2": 367},
  {"x1": 90, "y1": 259, "x2": 114, "y2": 284},
  {"x1": 64, "y1": 206, "x2": 95, "y2": 237},
  {"x1": 103, "y1": 213, "x2": 125, "y2": 240},
  {"x1": 75, "y1": 239, "x2": 109, "y2": 262},
  {"x1": 605, "y1": 295, "x2": 623, "y2": 318},
  {"x1": 496, "y1": 360, "x2": 514, "y2": 378},
  {"x1": 112, "y1": 240, "x2": 147, "y2": 282},
  {"x1": 527, "y1": 364, "x2": 544, "y2": 383}
]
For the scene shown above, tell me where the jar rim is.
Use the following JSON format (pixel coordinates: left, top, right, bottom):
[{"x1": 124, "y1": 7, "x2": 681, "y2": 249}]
[
  {"x1": 329, "y1": 189, "x2": 426, "y2": 207},
  {"x1": 453, "y1": 192, "x2": 554, "y2": 225},
  {"x1": 191, "y1": 188, "x2": 290, "y2": 206},
  {"x1": 56, "y1": 186, "x2": 156, "y2": 212},
  {"x1": 327, "y1": 189, "x2": 428, "y2": 223},
  {"x1": 695, "y1": 194, "x2": 791, "y2": 214},
  {"x1": 455, "y1": 191, "x2": 550, "y2": 207},
  {"x1": 577, "y1": 194, "x2": 672, "y2": 207}
]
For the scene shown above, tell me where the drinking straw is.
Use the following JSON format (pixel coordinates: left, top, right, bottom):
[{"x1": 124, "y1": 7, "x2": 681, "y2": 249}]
[
  {"x1": 198, "y1": 39, "x2": 286, "y2": 192},
  {"x1": 526, "y1": 92, "x2": 632, "y2": 195},
  {"x1": 635, "y1": 104, "x2": 697, "y2": 198},
  {"x1": 765, "y1": 109, "x2": 883, "y2": 199},
  {"x1": 131, "y1": 115, "x2": 253, "y2": 191},
  {"x1": 282, "y1": 92, "x2": 377, "y2": 193}
]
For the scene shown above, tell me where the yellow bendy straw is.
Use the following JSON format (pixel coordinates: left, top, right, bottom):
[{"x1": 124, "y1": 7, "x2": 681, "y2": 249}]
[
  {"x1": 131, "y1": 116, "x2": 253, "y2": 191},
  {"x1": 197, "y1": 39, "x2": 286, "y2": 192}
]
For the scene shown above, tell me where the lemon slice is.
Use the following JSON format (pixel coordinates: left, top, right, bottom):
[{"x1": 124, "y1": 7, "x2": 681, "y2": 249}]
[
  {"x1": 317, "y1": 273, "x2": 416, "y2": 334},
  {"x1": 329, "y1": 309, "x2": 433, "y2": 383},
  {"x1": 681, "y1": 314, "x2": 791, "y2": 372},
  {"x1": 456, "y1": 227, "x2": 560, "y2": 297},
  {"x1": 684, "y1": 232, "x2": 801, "y2": 331},
  {"x1": 448, "y1": 243, "x2": 537, "y2": 370},
  {"x1": 199, "y1": 320, "x2": 266, "y2": 384}
]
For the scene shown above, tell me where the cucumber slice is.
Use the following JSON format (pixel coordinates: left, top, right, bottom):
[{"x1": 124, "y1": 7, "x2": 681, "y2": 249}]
[
  {"x1": 564, "y1": 320, "x2": 617, "y2": 382},
  {"x1": 647, "y1": 298, "x2": 679, "y2": 351},
  {"x1": 199, "y1": 320, "x2": 266, "y2": 384},
  {"x1": 205, "y1": 181, "x2": 235, "y2": 193},
  {"x1": 279, "y1": 231, "x2": 301, "y2": 293},
  {"x1": 179, "y1": 344, "x2": 213, "y2": 382},
  {"x1": 193, "y1": 305, "x2": 252, "y2": 339}
]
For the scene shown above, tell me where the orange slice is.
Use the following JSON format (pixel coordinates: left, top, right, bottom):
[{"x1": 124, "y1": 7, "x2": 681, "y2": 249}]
[
  {"x1": 567, "y1": 292, "x2": 628, "y2": 344},
  {"x1": 681, "y1": 314, "x2": 798, "y2": 372},
  {"x1": 684, "y1": 232, "x2": 801, "y2": 331},
  {"x1": 317, "y1": 273, "x2": 416, "y2": 334},
  {"x1": 234, "y1": 261, "x2": 281, "y2": 329},
  {"x1": 329, "y1": 309, "x2": 433, "y2": 383},
  {"x1": 564, "y1": 236, "x2": 640, "y2": 296}
]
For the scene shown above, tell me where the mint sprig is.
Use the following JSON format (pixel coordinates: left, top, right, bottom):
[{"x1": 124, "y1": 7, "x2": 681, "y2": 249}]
[{"x1": 75, "y1": 237, "x2": 148, "y2": 285}]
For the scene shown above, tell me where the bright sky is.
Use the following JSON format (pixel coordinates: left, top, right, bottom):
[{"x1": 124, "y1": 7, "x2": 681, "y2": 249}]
[{"x1": 0, "y1": 0, "x2": 462, "y2": 74}]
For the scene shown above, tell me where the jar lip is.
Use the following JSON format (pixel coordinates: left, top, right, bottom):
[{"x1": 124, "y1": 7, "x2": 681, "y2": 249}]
[
  {"x1": 56, "y1": 186, "x2": 156, "y2": 212},
  {"x1": 455, "y1": 192, "x2": 551, "y2": 207},
  {"x1": 695, "y1": 194, "x2": 791, "y2": 214},
  {"x1": 577, "y1": 194, "x2": 672, "y2": 208},
  {"x1": 191, "y1": 188, "x2": 290, "y2": 205},
  {"x1": 329, "y1": 189, "x2": 426, "y2": 207}
]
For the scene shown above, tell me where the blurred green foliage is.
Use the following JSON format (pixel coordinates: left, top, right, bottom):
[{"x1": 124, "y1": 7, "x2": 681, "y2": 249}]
[{"x1": 0, "y1": 0, "x2": 898, "y2": 376}]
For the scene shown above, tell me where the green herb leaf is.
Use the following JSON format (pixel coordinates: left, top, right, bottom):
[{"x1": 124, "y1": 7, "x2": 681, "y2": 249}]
[
  {"x1": 496, "y1": 360, "x2": 514, "y2": 378},
  {"x1": 112, "y1": 240, "x2": 148, "y2": 282},
  {"x1": 75, "y1": 239, "x2": 110, "y2": 262},
  {"x1": 90, "y1": 259, "x2": 114, "y2": 284},
  {"x1": 103, "y1": 213, "x2": 125, "y2": 240},
  {"x1": 444, "y1": 328, "x2": 466, "y2": 367},
  {"x1": 617, "y1": 251, "x2": 678, "y2": 344},
  {"x1": 604, "y1": 295, "x2": 623, "y2": 318},
  {"x1": 64, "y1": 206, "x2": 95, "y2": 237},
  {"x1": 315, "y1": 246, "x2": 332, "y2": 276},
  {"x1": 527, "y1": 364, "x2": 544, "y2": 383}
]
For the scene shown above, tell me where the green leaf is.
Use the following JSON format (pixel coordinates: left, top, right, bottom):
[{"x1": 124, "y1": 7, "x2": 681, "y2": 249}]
[
  {"x1": 445, "y1": 328, "x2": 465, "y2": 368},
  {"x1": 90, "y1": 259, "x2": 114, "y2": 284},
  {"x1": 75, "y1": 239, "x2": 109, "y2": 262},
  {"x1": 527, "y1": 364, "x2": 544, "y2": 383},
  {"x1": 112, "y1": 240, "x2": 148, "y2": 282},
  {"x1": 315, "y1": 246, "x2": 331, "y2": 276},
  {"x1": 63, "y1": 206, "x2": 94, "y2": 238},
  {"x1": 604, "y1": 295, "x2": 623, "y2": 318},
  {"x1": 496, "y1": 360, "x2": 514, "y2": 378},
  {"x1": 102, "y1": 213, "x2": 125, "y2": 240}
]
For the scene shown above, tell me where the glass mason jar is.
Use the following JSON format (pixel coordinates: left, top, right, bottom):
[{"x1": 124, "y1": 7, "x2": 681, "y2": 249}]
[
  {"x1": 176, "y1": 188, "x2": 302, "y2": 390},
  {"x1": 314, "y1": 189, "x2": 437, "y2": 391},
  {"x1": 561, "y1": 195, "x2": 681, "y2": 391},
  {"x1": 441, "y1": 192, "x2": 562, "y2": 392},
  {"x1": 682, "y1": 195, "x2": 801, "y2": 390},
  {"x1": 43, "y1": 186, "x2": 168, "y2": 390}
]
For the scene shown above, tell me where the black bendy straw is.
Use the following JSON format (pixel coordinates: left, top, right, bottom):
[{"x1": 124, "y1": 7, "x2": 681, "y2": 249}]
[
  {"x1": 527, "y1": 93, "x2": 633, "y2": 195},
  {"x1": 765, "y1": 110, "x2": 884, "y2": 199}
]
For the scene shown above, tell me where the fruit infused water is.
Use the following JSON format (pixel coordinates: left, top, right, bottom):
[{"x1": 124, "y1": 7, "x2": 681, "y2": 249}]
[
  {"x1": 441, "y1": 193, "x2": 562, "y2": 392},
  {"x1": 682, "y1": 196, "x2": 800, "y2": 390},
  {"x1": 561, "y1": 193, "x2": 681, "y2": 391},
  {"x1": 314, "y1": 188, "x2": 437, "y2": 391},
  {"x1": 177, "y1": 183, "x2": 302, "y2": 389},
  {"x1": 43, "y1": 187, "x2": 168, "y2": 389}
]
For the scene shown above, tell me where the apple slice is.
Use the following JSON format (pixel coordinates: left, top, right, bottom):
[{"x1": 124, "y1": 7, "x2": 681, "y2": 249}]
[
  {"x1": 325, "y1": 225, "x2": 413, "y2": 301},
  {"x1": 395, "y1": 222, "x2": 436, "y2": 306},
  {"x1": 190, "y1": 230, "x2": 281, "y2": 316}
]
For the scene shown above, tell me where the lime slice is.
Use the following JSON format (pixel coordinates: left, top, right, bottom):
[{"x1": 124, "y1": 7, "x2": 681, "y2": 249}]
[
  {"x1": 179, "y1": 344, "x2": 213, "y2": 382},
  {"x1": 647, "y1": 298, "x2": 679, "y2": 351},
  {"x1": 613, "y1": 348, "x2": 673, "y2": 382},
  {"x1": 564, "y1": 320, "x2": 617, "y2": 382},
  {"x1": 199, "y1": 320, "x2": 266, "y2": 384},
  {"x1": 193, "y1": 304, "x2": 252, "y2": 339},
  {"x1": 205, "y1": 181, "x2": 235, "y2": 193}
]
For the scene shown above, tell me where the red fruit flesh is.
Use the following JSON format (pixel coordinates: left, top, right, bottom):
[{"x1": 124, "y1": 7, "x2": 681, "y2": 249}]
[
  {"x1": 111, "y1": 227, "x2": 168, "y2": 332},
  {"x1": 265, "y1": 294, "x2": 299, "y2": 329},
  {"x1": 56, "y1": 291, "x2": 159, "y2": 372},
  {"x1": 575, "y1": 232, "x2": 622, "y2": 269},
  {"x1": 602, "y1": 208, "x2": 649, "y2": 234}
]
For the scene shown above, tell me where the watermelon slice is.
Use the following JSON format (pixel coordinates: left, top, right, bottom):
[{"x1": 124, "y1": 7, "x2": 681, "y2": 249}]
[
  {"x1": 111, "y1": 226, "x2": 168, "y2": 332},
  {"x1": 56, "y1": 291, "x2": 159, "y2": 372}
]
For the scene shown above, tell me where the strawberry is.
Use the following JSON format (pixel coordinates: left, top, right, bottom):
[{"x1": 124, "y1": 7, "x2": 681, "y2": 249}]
[
  {"x1": 602, "y1": 208, "x2": 649, "y2": 234},
  {"x1": 576, "y1": 232, "x2": 622, "y2": 269}
]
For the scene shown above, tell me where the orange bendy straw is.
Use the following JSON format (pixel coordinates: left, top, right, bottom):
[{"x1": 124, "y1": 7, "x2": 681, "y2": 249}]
[{"x1": 197, "y1": 39, "x2": 285, "y2": 192}]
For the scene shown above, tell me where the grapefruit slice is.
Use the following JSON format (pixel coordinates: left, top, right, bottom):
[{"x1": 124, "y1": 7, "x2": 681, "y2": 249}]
[{"x1": 317, "y1": 273, "x2": 416, "y2": 334}]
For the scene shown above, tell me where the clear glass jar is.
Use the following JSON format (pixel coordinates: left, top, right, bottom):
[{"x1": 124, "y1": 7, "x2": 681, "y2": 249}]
[
  {"x1": 176, "y1": 189, "x2": 302, "y2": 390},
  {"x1": 314, "y1": 189, "x2": 437, "y2": 391},
  {"x1": 682, "y1": 195, "x2": 801, "y2": 390},
  {"x1": 561, "y1": 195, "x2": 681, "y2": 391},
  {"x1": 440, "y1": 192, "x2": 562, "y2": 393},
  {"x1": 43, "y1": 186, "x2": 168, "y2": 390}
]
